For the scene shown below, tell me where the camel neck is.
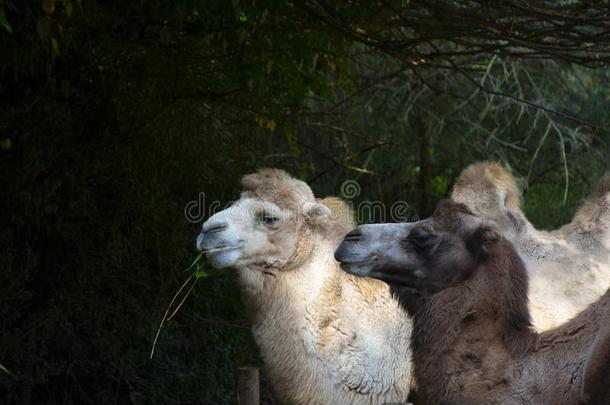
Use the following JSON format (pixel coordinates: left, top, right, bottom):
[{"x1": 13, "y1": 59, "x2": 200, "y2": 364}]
[
  {"x1": 410, "y1": 244, "x2": 537, "y2": 403},
  {"x1": 411, "y1": 286, "x2": 533, "y2": 404},
  {"x1": 238, "y1": 232, "x2": 336, "y2": 318}
]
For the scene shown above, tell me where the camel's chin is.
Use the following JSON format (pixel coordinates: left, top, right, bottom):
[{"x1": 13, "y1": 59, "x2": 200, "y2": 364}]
[
  {"x1": 340, "y1": 261, "x2": 374, "y2": 278},
  {"x1": 206, "y1": 248, "x2": 241, "y2": 269}
]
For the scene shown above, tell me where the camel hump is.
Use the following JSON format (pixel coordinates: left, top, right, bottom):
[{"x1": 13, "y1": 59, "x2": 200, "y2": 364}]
[
  {"x1": 314, "y1": 196, "x2": 355, "y2": 238},
  {"x1": 569, "y1": 172, "x2": 610, "y2": 247},
  {"x1": 451, "y1": 162, "x2": 526, "y2": 236},
  {"x1": 582, "y1": 296, "x2": 610, "y2": 404},
  {"x1": 452, "y1": 161, "x2": 521, "y2": 212},
  {"x1": 316, "y1": 197, "x2": 355, "y2": 226}
]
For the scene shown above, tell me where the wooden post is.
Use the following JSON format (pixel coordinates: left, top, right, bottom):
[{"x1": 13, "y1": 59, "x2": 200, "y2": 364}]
[{"x1": 236, "y1": 367, "x2": 259, "y2": 405}]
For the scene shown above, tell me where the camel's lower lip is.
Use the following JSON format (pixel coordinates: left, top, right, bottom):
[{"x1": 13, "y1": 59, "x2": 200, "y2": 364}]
[
  {"x1": 339, "y1": 259, "x2": 377, "y2": 277},
  {"x1": 337, "y1": 255, "x2": 376, "y2": 266},
  {"x1": 203, "y1": 245, "x2": 240, "y2": 254},
  {"x1": 203, "y1": 246, "x2": 239, "y2": 253},
  {"x1": 202, "y1": 244, "x2": 243, "y2": 269},
  {"x1": 338, "y1": 256, "x2": 377, "y2": 276}
]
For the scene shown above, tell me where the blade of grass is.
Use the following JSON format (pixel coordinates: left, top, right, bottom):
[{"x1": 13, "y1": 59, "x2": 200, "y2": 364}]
[
  {"x1": 150, "y1": 252, "x2": 230, "y2": 358},
  {"x1": 185, "y1": 252, "x2": 205, "y2": 271},
  {"x1": 150, "y1": 274, "x2": 194, "y2": 359},
  {"x1": 167, "y1": 277, "x2": 200, "y2": 321},
  {"x1": 0, "y1": 361, "x2": 11, "y2": 375}
]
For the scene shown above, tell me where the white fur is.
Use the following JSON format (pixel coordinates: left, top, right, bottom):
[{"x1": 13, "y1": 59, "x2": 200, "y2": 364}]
[
  {"x1": 239, "y1": 238, "x2": 411, "y2": 405},
  {"x1": 240, "y1": 240, "x2": 412, "y2": 405},
  {"x1": 515, "y1": 223, "x2": 610, "y2": 331},
  {"x1": 198, "y1": 172, "x2": 413, "y2": 404}
]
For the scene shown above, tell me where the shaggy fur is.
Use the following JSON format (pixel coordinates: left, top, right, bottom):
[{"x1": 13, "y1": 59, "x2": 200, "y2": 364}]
[
  {"x1": 451, "y1": 162, "x2": 524, "y2": 238},
  {"x1": 337, "y1": 200, "x2": 610, "y2": 404},
  {"x1": 452, "y1": 162, "x2": 610, "y2": 330},
  {"x1": 200, "y1": 169, "x2": 413, "y2": 405},
  {"x1": 241, "y1": 168, "x2": 317, "y2": 210},
  {"x1": 410, "y1": 213, "x2": 610, "y2": 404}
]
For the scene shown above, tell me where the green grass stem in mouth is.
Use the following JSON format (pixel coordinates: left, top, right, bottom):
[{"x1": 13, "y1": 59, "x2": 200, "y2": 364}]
[
  {"x1": 188, "y1": 250, "x2": 235, "y2": 278},
  {"x1": 150, "y1": 252, "x2": 232, "y2": 358}
]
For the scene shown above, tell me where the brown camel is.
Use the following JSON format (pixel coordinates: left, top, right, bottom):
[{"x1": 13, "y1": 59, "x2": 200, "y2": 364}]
[{"x1": 335, "y1": 200, "x2": 610, "y2": 405}]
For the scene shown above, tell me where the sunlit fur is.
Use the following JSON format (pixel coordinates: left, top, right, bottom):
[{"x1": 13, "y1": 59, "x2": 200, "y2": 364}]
[
  {"x1": 197, "y1": 169, "x2": 413, "y2": 405},
  {"x1": 452, "y1": 162, "x2": 610, "y2": 330}
]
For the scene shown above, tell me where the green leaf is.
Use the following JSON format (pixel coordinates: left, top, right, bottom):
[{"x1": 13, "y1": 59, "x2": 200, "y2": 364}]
[
  {"x1": 0, "y1": 138, "x2": 11, "y2": 150},
  {"x1": 0, "y1": 361, "x2": 11, "y2": 375},
  {"x1": 0, "y1": 6, "x2": 12, "y2": 33},
  {"x1": 62, "y1": 0, "x2": 73, "y2": 17},
  {"x1": 42, "y1": 0, "x2": 56, "y2": 15}
]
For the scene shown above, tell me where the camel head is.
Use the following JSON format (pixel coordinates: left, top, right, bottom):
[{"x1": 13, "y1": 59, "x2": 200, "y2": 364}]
[
  {"x1": 335, "y1": 200, "x2": 502, "y2": 295},
  {"x1": 451, "y1": 162, "x2": 527, "y2": 240},
  {"x1": 197, "y1": 168, "x2": 332, "y2": 270}
]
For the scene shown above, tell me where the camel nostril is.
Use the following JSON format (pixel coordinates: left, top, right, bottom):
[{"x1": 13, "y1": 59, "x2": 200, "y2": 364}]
[
  {"x1": 204, "y1": 223, "x2": 228, "y2": 235},
  {"x1": 344, "y1": 229, "x2": 363, "y2": 241}
]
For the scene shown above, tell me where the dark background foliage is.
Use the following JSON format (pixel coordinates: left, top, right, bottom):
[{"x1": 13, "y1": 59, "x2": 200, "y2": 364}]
[{"x1": 1, "y1": 1, "x2": 608, "y2": 403}]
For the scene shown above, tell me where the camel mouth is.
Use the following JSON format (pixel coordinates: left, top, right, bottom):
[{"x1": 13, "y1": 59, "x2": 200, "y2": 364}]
[
  {"x1": 337, "y1": 255, "x2": 377, "y2": 266},
  {"x1": 338, "y1": 256, "x2": 377, "y2": 277},
  {"x1": 202, "y1": 244, "x2": 241, "y2": 254},
  {"x1": 335, "y1": 234, "x2": 376, "y2": 260},
  {"x1": 202, "y1": 242, "x2": 244, "y2": 269}
]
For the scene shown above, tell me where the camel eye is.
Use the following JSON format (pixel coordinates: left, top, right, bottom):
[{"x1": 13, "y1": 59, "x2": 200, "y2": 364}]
[
  {"x1": 410, "y1": 227, "x2": 436, "y2": 247},
  {"x1": 258, "y1": 212, "x2": 279, "y2": 226}
]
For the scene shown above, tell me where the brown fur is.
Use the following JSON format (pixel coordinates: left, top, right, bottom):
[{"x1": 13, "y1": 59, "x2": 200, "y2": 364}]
[
  {"x1": 410, "y1": 203, "x2": 610, "y2": 405},
  {"x1": 582, "y1": 307, "x2": 610, "y2": 404}
]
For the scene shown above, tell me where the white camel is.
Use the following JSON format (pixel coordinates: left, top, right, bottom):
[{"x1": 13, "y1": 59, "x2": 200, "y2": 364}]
[
  {"x1": 451, "y1": 162, "x2": 610, "y2": 330},
  {"x1": 196, "y1": 169, "x2": 412, "y2": 405}
]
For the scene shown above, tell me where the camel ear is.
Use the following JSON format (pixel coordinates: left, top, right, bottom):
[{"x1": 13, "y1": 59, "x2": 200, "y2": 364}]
[{"x1": 303, "y1": 202, "x2": 331, "y2": 219}]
